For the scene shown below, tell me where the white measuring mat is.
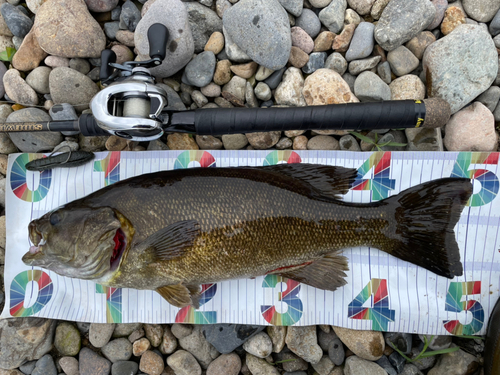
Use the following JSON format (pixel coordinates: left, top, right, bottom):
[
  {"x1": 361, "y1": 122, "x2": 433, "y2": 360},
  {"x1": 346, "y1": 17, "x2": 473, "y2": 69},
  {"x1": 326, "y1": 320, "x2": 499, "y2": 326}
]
[{"x1": 2, "y1": 150, "x2": 499, "y2": 335}]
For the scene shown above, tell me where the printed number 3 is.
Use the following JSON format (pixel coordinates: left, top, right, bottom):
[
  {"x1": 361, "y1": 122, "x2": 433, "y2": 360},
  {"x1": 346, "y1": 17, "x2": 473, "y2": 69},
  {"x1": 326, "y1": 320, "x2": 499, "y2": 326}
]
[{"x1": 443, "y1": 281, "x2": 484, "y2": 335}]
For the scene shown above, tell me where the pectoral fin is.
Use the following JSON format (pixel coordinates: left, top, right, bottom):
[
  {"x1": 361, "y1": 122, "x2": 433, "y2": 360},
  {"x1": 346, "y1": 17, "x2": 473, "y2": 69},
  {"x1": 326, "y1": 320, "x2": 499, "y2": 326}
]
[
  {"x1": 141, "y1": 220, "x2": 200, "y2": 261},
  {"x1": 156, "y1": 283, "x2": 202, "y2": 308},
  {"x1": 279, "y1": 252, "x2": 349, "y2": 292}
]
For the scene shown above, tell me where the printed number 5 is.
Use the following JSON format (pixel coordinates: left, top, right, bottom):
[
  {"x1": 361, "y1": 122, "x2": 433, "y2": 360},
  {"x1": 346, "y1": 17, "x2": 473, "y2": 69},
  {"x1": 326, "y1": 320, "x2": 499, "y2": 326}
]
[{"x1": 443, "y1": 281, "x2": 484, "y2": 335}]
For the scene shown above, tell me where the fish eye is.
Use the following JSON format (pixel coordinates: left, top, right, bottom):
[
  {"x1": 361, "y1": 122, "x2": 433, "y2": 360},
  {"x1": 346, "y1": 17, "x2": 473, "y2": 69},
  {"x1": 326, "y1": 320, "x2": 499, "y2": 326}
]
[{"x1": 50, "y1": 212, "x2": 61, "y2": 226}]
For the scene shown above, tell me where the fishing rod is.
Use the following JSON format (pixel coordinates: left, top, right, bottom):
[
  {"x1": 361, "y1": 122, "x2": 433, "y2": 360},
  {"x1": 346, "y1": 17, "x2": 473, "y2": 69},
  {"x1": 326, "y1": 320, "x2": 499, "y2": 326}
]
[{"x1": 0, "y1": 23, "x2": 451, "y2": 142}]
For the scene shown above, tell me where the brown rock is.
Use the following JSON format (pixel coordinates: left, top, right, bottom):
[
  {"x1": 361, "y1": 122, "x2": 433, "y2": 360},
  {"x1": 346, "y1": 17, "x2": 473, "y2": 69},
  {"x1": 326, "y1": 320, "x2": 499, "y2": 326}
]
[
  {"x1": 288, "y1": 46, "x2": 310, "y2": 68},
  {"x1": 245, "y1": 131, "x2": 281, "y2": 149},
  {"x1": 111, "y1": 44, "x2": 134, "y2": 65},
  {"x1": 133, "y1": 338, "x2": 151, "y2": 357},
  {"x1": 195, "y1": 135, "x2": 223, "y2": 150},
  {"x1": 389, "y1": 75, "x2": 426, "y2": 100},
  {"x1": 139, "y1": 350, "x2": 165, "y2": 375},
  {"x1": 116, "y1": 30, "x2": 135, "y2": 47},
  {"x1": 12, "y1": 28, "x2": 47, "y2": 71},
  {"x1": 405, "y1": 31, "x2": 436, "y2": 60},
  {"x1": 332, "y1": 326, "x2": 384, "y2": 361},
  {"x1": 441, "y1": 7, "x2": 466, "y2": 36},
  {"x1": 267, "y1": 326, "x2": 287, "y2": 353},
  {"x1": 3, "y1": 69, "x2": 38, "y2": 106},
  {"x1": 159, "y1": 325, "x2": 177, "y2": 355},
  {"x1": 302, "y1": 69, "x2": 359, "y2": 105},
  {"x1": 230, "y1": 61, "x2": 258, "y2": 79},
  {"x1": 167, "y1": 133, "x2": 199, "y2": 150},
  {"x1": 213, "y1": 60, "x2": 232, "y2": 85},
  {"x1": 293, "y1": 135, "x2": 308, "y2": 150},
  {"x1": 205, "y1": 31, "x2": 224, "y2": 54},
  {"x1": 444, "y1": 102, "x2": 498, "y2": 151},
  {"x1": 34, "y1": 0, "x2": 106, "y2": 58},
  {"x1": 128, "y1": 329, "x2": 145, "y2": 343},
  {"x1": 313, "y1": 31, "x2": 336, "y2": 52},
  {"x1": 373, "y1": 45, "x2": 387, "y2": 62},
  {"x1": 332, "y1": 23, "x2": 356, "y2": 52},
  {"x1": 0, "y1": 154, "x2": 7, "y2": 174},
  {"x1": 207, "y1": 353, "x2": 241, "y2": 375},
  {"x1": 144, "y1": 324, "x2": 163, "y2": 348},
  {"x1": 105, "y1": 135, "x2": 127, "y2": 151}
]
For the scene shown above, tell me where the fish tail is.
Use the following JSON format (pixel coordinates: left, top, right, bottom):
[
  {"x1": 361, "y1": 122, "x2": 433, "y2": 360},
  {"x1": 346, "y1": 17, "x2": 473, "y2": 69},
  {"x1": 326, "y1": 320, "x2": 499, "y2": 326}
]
[{"x1": 380, "y1": 177, "x2": 472, "y2": 278}]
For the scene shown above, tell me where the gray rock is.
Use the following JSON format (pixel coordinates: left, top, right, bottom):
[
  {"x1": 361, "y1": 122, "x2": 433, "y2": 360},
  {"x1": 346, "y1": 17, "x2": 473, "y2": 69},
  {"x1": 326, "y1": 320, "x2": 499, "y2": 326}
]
[
  {"x1": 325, "y1": 52, "x2": 347, "y2": 75},
  {"x1": 245, "y1": 81, "x2": 258, "y2": 107},
  {"x1": 405, "y1": 128, "x2": 443, "y2": 151},
  {"x1": 50, "y1": 103, "x2": 78, "y2": 122},
  {"x1": 104, "y1": 21, "x2": 120, "y2": 40},
  {"x1": 344, "y1": 356, "x2": 387, "y2": 375},
  {"x1": 7, "y1": 108, "x2": 63, "y2": 152},
  {"x1": 223, "y1": 25, "x2": 251, "y2": 62},
  {"x1": 427, "y1": 345, "x2": 479, "y2": 375},
  {"x1": 286, "y1": 326, "x2": 323, "y2": 364},
  {"x1": 3, "y1": 69, "x2": 38, "y2": 106},
  {"x1": 54, "y1": 322, "x2": 81, "y2": 357},
  {"x1": 101, "y1": 338, "x2": 133, "y2": 363},
  {"x1": 32, "y1": 354, "x2": 57, "y2": 375},
  {"x1": 423, "y1": 24, "x2": 498, "y2": 114},
  {"x1": 302, "y1": 52, "x2": 327, "y2": 74},
  {"x1": 387, "y1": 46, "x2": 419, "y2": 76},
  {"x1": 26, "y1": 66, "x2": 51, "y2": 94},
  {"x1": 389, "y1": 351, "x2": 406, "y2": 373},
  {"x1": 377, "y1": 61, "x2": 392, "y2": 84},
  {"x1": 255, "y1": 82, "x2": 272, "y2": 101},
  {"x1": 171, "y1": 324, "x2": 193, "y2": 339},
  {"x1": 135, "y1": 0, "x2": 194, "y2": 78},
  {"x1": 49, "y1": 67, "x2": 100, "y2": 111},
  {"x1": 278, "y1": 0, "x2": 303, "y2": 17},
  {"x1": 77, "y1": 322, "x2": 91, "y2": 335},
  {"x1": 427, "y1": 0, "x2": 448, "y2": 30},
  {"x1": 400, "y1": 364, "x2": 424, "y2": 375},
  {"x1": 318, "y1": 0, "x2": 347, "y2": 34},
  {"x1": 0, "y1": 318, "x2": 57, "y2": 370},
  {"x1": 182, "y1": 51, "x2": 216, "y2": 87},
  {"x1": 463, "y1": 0, "x2": 500, "y2": 22},
  {"x1": 385, "y1": 332, "x2": 413, "y2": 354},
  {"x1": 328, "y1": 337, "x2": 345, "y2": 365},
  {"x1": 185, "y1": 2, "x2": 223, "y2": 53},
  {"x1": 265, "y1": 67, "x2": 287, "y2": 89},
  {"x1": 157, "y1": 83, "x2": 187, "y2": 111},
  {"x1": 111, "y1": 5, "x2": 121, "y2": 20},
  {"x1": 342, "y1": 72, "x2": 356, "y2": 92},
  {"x1": 374, "y1": 0, "x2": 436, "y2": 51},
  {"x1": 222, "y1": 75, "x2": 247, "y2": 101},
  {"x1": 348, "y1": 55, "x2": 381, "y2": 75},
  {"x1": 489, "y1": 8, "x2": 500, "y2": 36},
  {"x1": 111, "y1": 361, "x2": 139, "y2": 375},
  {"x1": 85, "y1": 0, "x2": 119, "y2": 12},
  {"x1": 0, "y1": 3, "x2": 33, "y2": 38},
  {"x1": 418, "y1": 335, "x2": 452, "y2": 350},
  {"x1": 112, "y1": 323, "x2": 143, "y2": 338},
  {"x1": 79, "y1": 347, "x2": 112, "y2": 375},
  {"x1": 179, "y1": 325, "x2": 220, "y2": 369},
  {"x1": 19, "y1": 360, "x2": 37, "y2": 375},
  {"x1": 0, "y1": 62, "x2": 7, "y2": 98},
  {"x1": 69, "y1": 58, "x2": 91, "y2": 75},
  {"x1": 276, "y1": 137, "x2": 293, "y2": 149},
  {"x1": 89, "y1": 323, "x2": 116, "y2": 348},
  {"x1": 376, "y1": 356, "x2": 397, "y2": 375},
  {"x1": 222, "y1": 133, "x2": 249, "y2": 149},
  {"x1": 346, "y1": 22, "x2": 375, "y2": 61},
  {"x1": 476, "y1": 85, "x2": 500, "y2": 112},
  {"x1": 296, "y1": 8, "x2": 321, "y2": 37},
  {"x1": 120, "y1": 0, "x2": 141, "y2": 31},
  {"x1": 203, "y1": 324, "x2": 265, "y2": 354},
  {"x1": 223, "y1": 0, "x2": 292, "y2": 70},
  {"x1": 246, "y1": 354, "x2": 280, "y2": 375},
  {"x1": 167, "y1": 350, "x2": 202, "y2": 375},
  {"x1": 354, "y1": 71, "x2": 391, "y2": 101},
  {"x1": 243, "y1": 332, "x2": 273, "y2": 358},
  {"x1": 317, "y1": 328, "x2": 337, "y2": 352}
]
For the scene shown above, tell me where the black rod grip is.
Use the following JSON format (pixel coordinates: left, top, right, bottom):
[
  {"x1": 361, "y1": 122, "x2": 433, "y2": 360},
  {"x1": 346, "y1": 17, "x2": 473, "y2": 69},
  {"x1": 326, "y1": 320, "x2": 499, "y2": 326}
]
[
  {"x1": 78, "y1": 114, "x2": 109, "y2": 136},
  {"x1": 194, "y1": 100, "x2": 426, "y2": 135},
  {"x1": 148, "y1": 23, "x2": 169, "y2": 61}
]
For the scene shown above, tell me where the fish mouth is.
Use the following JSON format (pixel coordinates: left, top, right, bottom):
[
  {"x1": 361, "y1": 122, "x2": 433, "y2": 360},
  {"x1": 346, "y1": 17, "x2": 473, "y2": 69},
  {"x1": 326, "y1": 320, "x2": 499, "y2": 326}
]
[
  {"x1": 110, "y1": 228, "x2": 127, "y2": 271},
  {"x1": 23, "y1": 222, "x2": 46, "y2": 265}
]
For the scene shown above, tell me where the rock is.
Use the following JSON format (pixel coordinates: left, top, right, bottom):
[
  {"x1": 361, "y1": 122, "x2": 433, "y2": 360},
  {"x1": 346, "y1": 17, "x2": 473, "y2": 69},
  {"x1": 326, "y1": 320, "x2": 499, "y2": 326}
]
[
  {"x1": 79, "y1": 133, "x2": 107, "y2": 152},
  {"x1": 139, "y1": 350, "x2": 165, "y2": 375},
  {"x1": 246, "y1": 353, "x2": 280, "y2": 375},
  {"x1": 274, "y1": 351, "x2": 308, "y2": 372},
  {"x1": 319, "y1": 0, "x2": 347, "y2": 34},
  {"x1": 307, "y1": 135, "x2": 340, "y2": 149},
  {"x1": 135, "y1": 0, "x2": 194, "y2": 78},
  {"x1": 328, "y1": 337, "x2": 346, "y2": 365},
  {"x1": 85, "y1": 0, "x2": 119, "y2": 12},
  {"x1": 59, "y1": 357, "x2": 79, "y2": 375},
  {"x1": 385, "y1": 332, "x2": 412, "y2": 354},
  {"x1": 405, "y1": 33, "x2": 435, "y2": 62},
  {"x1": 203, "y1": 324, "x2": 265, "y2": 354},
  {"x1": 245, "y1": 81, "x2": 258, "y2": 107},
  {"x1": 285, "y1": 326, "x2": 323, "y2": 364},
  {"x1": 243, "y1": 332, "x2": 273, "y2": 358},
  {"x1": 195, "y1": 134, "x2": 222, "y2": 149},
  {"x1": 333, "y1": 326, "x2": 384, "y2": 361},
  {"x1": 376, "y1": 355, "x2": 397, "y2": 375},
  {"x1": 113, "y1": 323, "x2": 143, "y2": 338},
  {"x1": 444, "y1": 101, "x2": 497, "y2": 151},
  {"x1": 230, "y1": 61, "x2": 258, "y2": 79},
  {"x1": 386, "y1": 46, "x2": 419, "y2": 76},
  {"x1": 400, "y1": 364, "x2": 424, "y2": 375},
  {"x1": 49, "y1": 67, "x2": 99, "y2": 111},
  {"x1": 354, "y1": 71, "x2": 391, "y2": 101},
  {"x1": 18, "y1": 361, "x2": 37, "y2": 375},
  {"x1": 405, "y1": 128, "x2": 443, "y2": 151},
  {"x1": 348, "y1": 55, "x2": 381, "y2": 75},
  {"x1": 45, "y1": 56, "x2": 70, "y2": 68},
  {"x1": 185, "y1": 1, "x2": 223, "y2": 53},
  {"x1": 293, "y1": 135, "x2": 308, "y2": 149},
  {"x1": 246, "y1": 131, "x2": 281, "y2": 149},
  {"x1": 223, "y1": 0, "x2": 291, "y2": 70},
  {"x1": 265, "y1": 67, "x2": 286, "y2": 89},
  {"x1": 346, "y1": 22, "x2": 375, "y2": 61},
  {"x1": 7, "y1": 108, "x2": 63, "y2": 152},
  {"x1": 302, "y1": 52, "x2": 327, "y2": 74},
  {"x1": 179, "y1": 325, "x2": 219, "y2": 369},
  {"x1": 26, "y1": 66, "x2": 51, "y2": 94},
  {"x1": 222, "y1": 133, "x2": 248, "y2": 149},
  {"x1": 34, "y1": 0, "x2": 106, "y2": 58},
  {"x1": 183, "y1": 51, "x2": 216, "y2": 87},
  {"x1": 31, "y1": 354, "x2": 56, "y2": 375},
  {"x1": 314, "y1": 31, "x2": 336, "y2": 52},
  {"x1": 3, "y1": 69, "x2": 38, "y2": 106},
  {"x1": 427, "y1": 345, "x2": 479, "y2": 375},
  {"x1": 254, "y1": 82, "x2": 272, "y2": 101},
  {"x1": 133, "y1": 337, "x2": 151, "y2": 356},
  {"x1": 159, "y1": 325, "x2": 178, "y2": 354},
  {"x1": 111, "y1": 361, "x2": 139, "y2": 375},
  {"x1": 377, "y1": 61, "x2": 392, "y2": 84},
  {"x1": 288, "y1": 46, "x2": 309, "y2": 69},
  {"x1": 296, "y1": 8, "x2": 321, "y2": 37},
  {"x1": 275, "y1": 67, "x2": 306, "y2": 106},
  {"x1": 463, "y1": 0, "x2": 500, "y2": 22},
  {"x1": 374, "y1": 0, "x2": 436, "y2": 51},
  {"x1": 128, "y1": 328, "x2": 145, "y2": 343},
  {"x1": 171, "y1": 324, "x2": 193, "y2": 339},
  {"x1": 101, "y1": 338, "x2": 133, "y2": 363},
  {"x1": 303, "y1": 69, "x2": 358, "y2": 105},
  {"x1": 325, "y1": 52, "x2": 347, "y2": 75},
  {"x1": 476, "y1": 85, "x2": 500, "y2": 112},
  {"x1": 166, "y1": 350, "x2": 202, "y2": 375},
  {"x1": 205, "y1": 31, "x2": 225, "y2": 54},
  {"x1": 276, "y1": 136, "x2": 293, "y2": 149},
  {"x1": 490, "y1": 8, "x2": 500, "y2": 36},
  {"x1": 423, "y1": 24, "x2": 498, "y2": 113},
  {"x1": 79, "y1": 347, "x2": 111, "y2": 375},
  {"x1": 110, "y1": 44, "x2": 134, "y2": 65},
  {"x1": 427, "y1": 0, "x2": 448, "y2": 30},
  {"x1": 213, "y1": 59, "x2": 233, "y2": 85},
  {"x1": 206, "y1": 353, "x2": 241, "y2": 375},
  {"x1": 344, "y1": 356, "x2": 387, "y2": 375},
  {"x1": 291, "y1": 26, "x2": 314, "y2": 54},
  {"x1": 120, "y1": 0, "x2": 141, "y2": 32},
  {"x1": 312, "y1": 355, "x2": 335, "y2": 375},
  {"x1": 388, "y1": 351, "x2": 405, "y2": 373},
  {"x1": 266, "y1": 326, "x2": 287, "y2": 353},
  {"x1": 441, "y1": 6, "x2": 466, "y2": 35},
  {"x1": 389, "y1": 74, "x2": 426, "y2": 100},
  {"x1": 0, "y1": 3, "x2": 32, "y2": 38},
  {"x1": 76, "y1": 322, "x2": 91, "y2": 335},
  {"x1": 104, "y1": 21, "x2": 120, "y2": 39},
  {"x1": 223, "y1": 25, "x2": 251, "y2": 63},
  {"x1": 278, "y1": 0, "x2": 303, "y2": 16},
  {"x1": 115, "y1": 30, "x2": 135, "y2": 46},
  {"x1": 89, "y1": 323, "x2": 116, "y2": 348},
  {"x1": 332, "y1": 23, "x2": 356, "y2": 52},
  {"x1": 54, "y1": 322, "x2": 81, "y2": 357}
]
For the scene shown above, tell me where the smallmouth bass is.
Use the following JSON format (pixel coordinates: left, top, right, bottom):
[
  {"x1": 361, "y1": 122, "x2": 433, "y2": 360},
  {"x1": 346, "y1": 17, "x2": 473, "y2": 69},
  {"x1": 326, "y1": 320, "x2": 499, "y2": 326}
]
[{"x1": 22, "y1": 164, "x2": 472, "y2": 308}]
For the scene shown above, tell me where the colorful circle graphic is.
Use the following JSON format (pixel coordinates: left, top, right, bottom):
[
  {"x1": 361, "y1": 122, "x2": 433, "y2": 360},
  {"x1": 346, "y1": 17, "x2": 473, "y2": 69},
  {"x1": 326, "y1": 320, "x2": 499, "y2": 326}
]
[
  {"x1": 174, "y1": 151, "x2": 216, "y2": 169},
  {"x1": 10, "y1": 270, "x2": 53, "y2": 317},
  {"x1": 96, "y1": 284, "x2": 122, "y2": 323},
  {"x1": 261, "y1": 274, "x2": 303, "y2": 326},
  {"x1": 263, "y1": 150, "x2": 301, "y2": 166},
  {"x1": 10, "y1": 154, "x2": 52, "y2": 202}
]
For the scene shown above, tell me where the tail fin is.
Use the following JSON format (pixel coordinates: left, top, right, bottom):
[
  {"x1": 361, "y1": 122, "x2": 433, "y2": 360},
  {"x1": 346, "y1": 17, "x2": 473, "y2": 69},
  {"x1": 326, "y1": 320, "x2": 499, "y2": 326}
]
[{"x1": 380, "y1": 178, "x2": 472, "y2": 278}]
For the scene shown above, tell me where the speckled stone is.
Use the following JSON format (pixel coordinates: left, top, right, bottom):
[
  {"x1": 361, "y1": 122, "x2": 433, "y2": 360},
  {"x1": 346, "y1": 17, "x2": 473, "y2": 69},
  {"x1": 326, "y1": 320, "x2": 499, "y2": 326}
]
[
  {"x1": 405, "y1": 31, "x2": 436, "y2": 60},
  {"x1": 386, "y1": 46, "x2": 419, "y2": 76},
  {"x1": 79, "y1": 347, "x2": 111, "y2": 375},
  {"x1": 139, "y1": 350, "x2": 165, "y2": 375},
  {"x1": 319, "y1": 0, "x2": 347, "y2": 34},
  {"x1": 389, "y1": 74, "x2": 426, "y2": 100},
  {"x1": 89, "y1": 323, "x2": 116, "y2": 348},
  {"x1": 291, "y1": 26, "x2": 314, "y2": 54},
  {"x1": 333, "y1": 326, "x2": 384, "y2": 361},
  {"x1": 303, "y1": 69, "x2": 359, "y2": 105},
  {"x1": 167, "y1": 350, "x2": 202, "y2": 375},
  {"x1": 441, "y1": 6, "x2": 466, "y2": 35},
  {"x1": 285, "y1": 326, "x2": 323, "y2": 364}
]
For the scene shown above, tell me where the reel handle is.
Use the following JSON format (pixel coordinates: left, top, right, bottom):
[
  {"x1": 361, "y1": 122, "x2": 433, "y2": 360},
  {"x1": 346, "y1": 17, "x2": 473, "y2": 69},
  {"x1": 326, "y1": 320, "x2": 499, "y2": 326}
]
[
  {"x1": 100, "y1": 49, "x2": 117, "y2": 81},
  {"x1": 148, "y1": 23, "x2": 169, "y2": 61}
]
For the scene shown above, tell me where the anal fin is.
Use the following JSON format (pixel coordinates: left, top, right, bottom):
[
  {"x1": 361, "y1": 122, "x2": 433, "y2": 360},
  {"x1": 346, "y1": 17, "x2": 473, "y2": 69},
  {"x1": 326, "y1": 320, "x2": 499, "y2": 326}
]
[
  {"x1": 279, "y1": 252, "x2": 349, "y2": 292},
  {"x1": 156, "y1": 283, "x2": 201, "y2": 308}
]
